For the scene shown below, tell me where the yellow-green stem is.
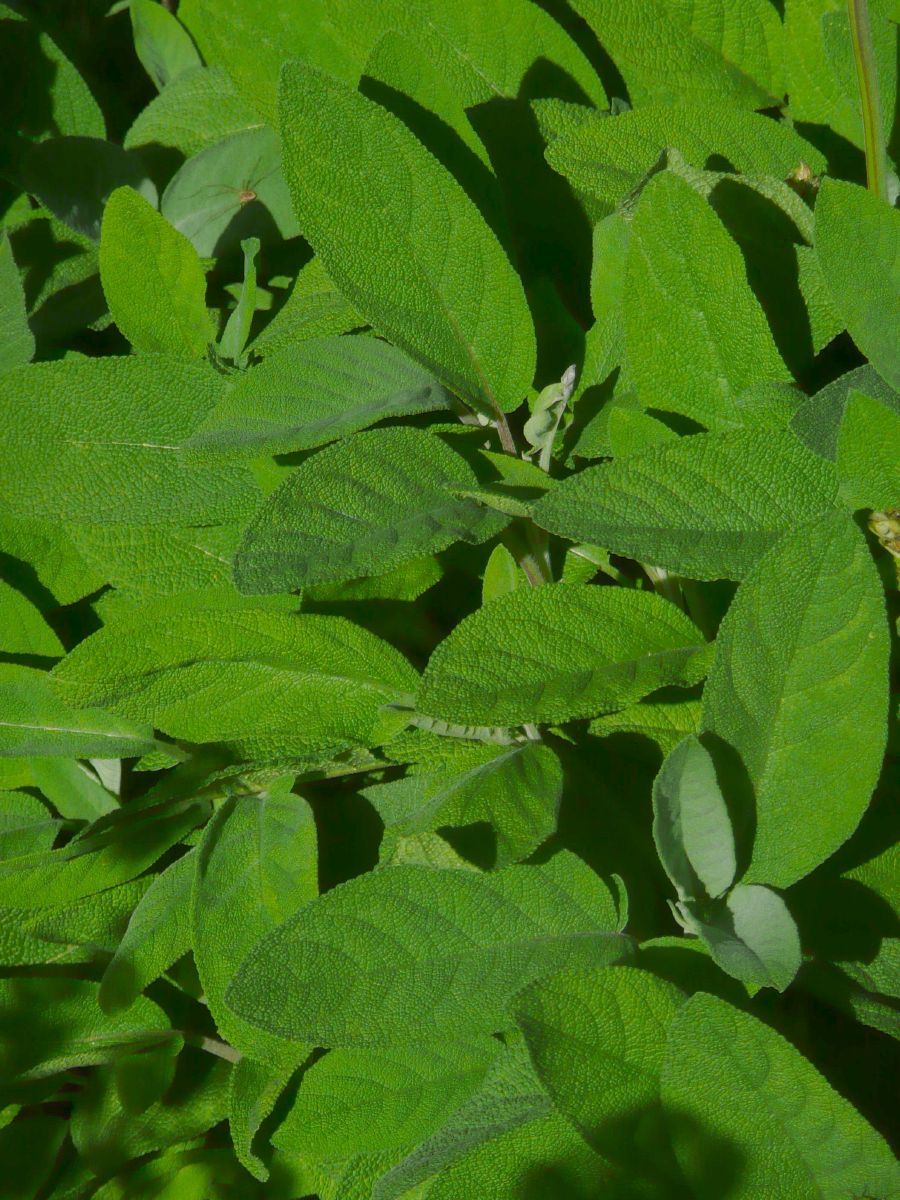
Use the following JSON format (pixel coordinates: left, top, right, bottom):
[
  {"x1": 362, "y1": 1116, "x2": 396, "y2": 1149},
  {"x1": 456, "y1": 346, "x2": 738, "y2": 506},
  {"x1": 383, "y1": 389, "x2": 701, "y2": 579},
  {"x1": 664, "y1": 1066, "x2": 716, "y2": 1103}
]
[{"x1": 848, "y1": 0, "x2": 888, "y2": 200}]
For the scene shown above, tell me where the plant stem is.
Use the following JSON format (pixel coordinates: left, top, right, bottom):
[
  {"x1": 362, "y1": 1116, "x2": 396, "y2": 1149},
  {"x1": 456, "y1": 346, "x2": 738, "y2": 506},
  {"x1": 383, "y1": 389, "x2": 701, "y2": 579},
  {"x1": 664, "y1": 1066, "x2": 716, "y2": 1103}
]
[
  {"x1": 494, "y1": 410, "x2": 518, "y2": 456},
  {"x1": 847, "y1": 0, "x2": 888, "y2": 200}
]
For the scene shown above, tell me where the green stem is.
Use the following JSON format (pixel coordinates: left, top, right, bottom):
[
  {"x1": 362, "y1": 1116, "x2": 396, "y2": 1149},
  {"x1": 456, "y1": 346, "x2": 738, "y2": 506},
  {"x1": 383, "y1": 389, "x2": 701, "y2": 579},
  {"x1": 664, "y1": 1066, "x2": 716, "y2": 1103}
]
[{"x1": 847, "y1": 0, "x2": 888, "y2": 200}]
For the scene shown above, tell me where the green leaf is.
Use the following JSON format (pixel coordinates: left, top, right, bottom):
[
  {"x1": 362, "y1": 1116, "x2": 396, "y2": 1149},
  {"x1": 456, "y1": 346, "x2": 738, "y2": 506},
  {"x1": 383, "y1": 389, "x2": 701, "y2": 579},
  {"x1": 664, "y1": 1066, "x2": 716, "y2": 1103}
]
[
  {"x1": 229, "y1": 1058, "x2": 298, "y2": 1182},
  {"x1": 191, "y1": 783, "x2": 318, "y2": 1064},
  {"x1": 836, "y1": 389, "x2": 900, "y2": 510},
  {"x1": 233, "y1": 428, "x2": 505, "y2": 593},
  {"x1": 22, "y1": 136, "x2": 157, "y2": 241},
  {"x1": 367, "y1": 736, "x2": 563, "y2": 867},
  {"x1": 0, "y1": 791, "x2": 58, "y2": 861},
  {"x1": 0, "y1": 977, "x2": 173, "y2": 1081},
  {"x1": 0, "y1": 356, "x2": 258, "y2": 525},
  {"x1": 589, "y1": 697, "x2": 703, "y2": 755},
  {"x1": 482, "y1": 543, "x2": 520, "y2": 604},
  {"x1": 791, "y1": 364, "x2": 898, "y2": 460},
  {"x1": 533, "y1": 430, "x2": 840, "y2": 581},
  {"x1": 129, "y1": 0, "x2": 202, "y2": 90},
  {"x1": 0, "y1": 232, "x2": 33, "y2": 373},
  {"x1": 23, "y1": 879, "x2": 151, "y2": 954},
  {"x1": 226, "y1": 852, "x2": 631, "y2": 1046},
  {"x1": 278, "y1": 61, "x2": 535, "y2": 416},
  {"x1": 100, "y1": 186, "x2": 215, "y2": 359},
  {"x1": 68, "y1": 523, "x2": 245, "y2": 595},
  {"x1": 653, "y1": 735, "x2": 736, "y2": 901},
  {"x1": 0, "y1": 580, "x2": 63, "y2": 657},
  {"x1": 124, "y1": 65, "x2": 260, "y2": 159},
  {"x1": 624, "y1": 171, "x2": 789, "y2": 428},
  {"x1": 273, "y1": 1040, "x2": 497, "y2": 1164},
  {"x1": 679, "y1": 883, "x2": 801, "y2": 992},
  {"x1": 0, "y1": 510, "x2": 104, "y2": 607},
  {"x1": 419, "y1": 583, "x2": 706, "y2": 728},
  {"x1": 0, "y1": 1116, "x2": 66, "y2": 1200},
  {"x1": 547, "y1": 103, "x2": 823, "y2": 211},
  {"x1": 571, "y1": 0, "x2": 784, "y2": 107},
  {"x1": 190, "y1": 336, "x2": 450, "y2": 458},
  {"x1": 703, "y1": 511, "x2": 890, "y2": 887},
  {"x1": 252, "y1": 256, "x2": 361, "y2": 354},
  {"x1": 52, "y1": 602, "x2": 418, "y2": 759},
  {"x1": 0, "y1": 799, "x2": 205, "y2": 908},
  {"x1": 516, "y1": 965, "x2": 685, "y2": 1179},
  {"x1": 661, "y1": 993, "x2": 900, "y2": 1198},
  {"x1": 218, "y1": 236, "x2": 259, "y2": 365},
  {"x1": 815, "y1": 179, "x2": 900, "y2": 392},
  {"x1": 29, "y1": 757, "x2": 116, "y2": 822},
  {"x1": 99, "y1": 850, "x2": 196, "y2": 1014},
  {"x1": 0, "y1": 664, "x2": 155, "y2": 759},
  {"x1": 160, "y1": 127, "x2": 299, "y2": 257}
]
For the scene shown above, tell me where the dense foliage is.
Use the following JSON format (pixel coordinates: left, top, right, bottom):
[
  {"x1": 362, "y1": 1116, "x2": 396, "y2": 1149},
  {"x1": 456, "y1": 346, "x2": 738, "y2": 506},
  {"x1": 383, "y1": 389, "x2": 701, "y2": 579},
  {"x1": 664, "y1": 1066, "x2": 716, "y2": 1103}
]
[{"x1": 0, "y1": 0, "x2": 898, "y2": 1196}]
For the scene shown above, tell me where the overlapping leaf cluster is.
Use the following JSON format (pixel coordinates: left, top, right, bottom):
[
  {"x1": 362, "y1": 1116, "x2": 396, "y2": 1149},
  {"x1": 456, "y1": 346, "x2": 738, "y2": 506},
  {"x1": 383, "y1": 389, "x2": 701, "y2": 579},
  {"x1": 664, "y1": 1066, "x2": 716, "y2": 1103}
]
[{"x1": 0, "y1": 1, "x2": 898, "y2": 1197}]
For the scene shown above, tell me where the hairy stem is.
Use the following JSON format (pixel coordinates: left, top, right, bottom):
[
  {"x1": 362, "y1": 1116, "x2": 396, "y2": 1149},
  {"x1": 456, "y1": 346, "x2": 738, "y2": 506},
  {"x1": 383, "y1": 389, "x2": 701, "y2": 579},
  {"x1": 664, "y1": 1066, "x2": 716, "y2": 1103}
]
[{"x1": 847, "y1": 0, "x2": 888, "y2": 200}]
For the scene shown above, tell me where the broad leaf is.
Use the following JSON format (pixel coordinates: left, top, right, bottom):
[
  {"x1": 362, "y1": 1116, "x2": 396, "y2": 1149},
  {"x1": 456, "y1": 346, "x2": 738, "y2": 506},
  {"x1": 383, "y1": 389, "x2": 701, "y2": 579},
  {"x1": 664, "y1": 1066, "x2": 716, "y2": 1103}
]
[
  {"x1": 571, "y1": 0, "x2": 784, "y2": 107},
  {"x1": 624, "y1": 171, "x2": 789, "y2": 428},
  {"x1": 533, "y1": 430, "x2": 839, "y2": 581},
  {"x1": 52, "y1": 602, "x2": 419, "y2": 759},
  {"x1": 128, "y1": 0, "x2": 202, "y2": 91},
  {"x1": 233, "y1": 428, "x2": 505, "y2": 593},
  {"x1": 226, "y1": 852, "x2": 630, "y2": 1046},
  {"x1": 653, "y1": 735, "x2": 736, "y2": 900},
  {"x1": 190, "y1": 336, "x2": 449, "y2": 458},
  {"x1": 124, "y1": 64, "x2": 260, "y2": 158},
  {"x1": 703, "y1": 511, "x2": 890, "y2": 887},
  {"x1": 369, "y1": 735, "x2": 564, "y2": 867},
  {"x1": 661, "y1": 993, "x2": 900, "y2": 1197},
  {"x1": 278, "y1": 61, "x2": 535, "y2": 416},
  {"x1": 0, "y1": 355, "x2": 258, "y2": 526},
  {"x1": 836, "y1": 389, "x2": 900, "y2": 511},
  {"x1": 0, "y1": 580, "x2": 63, "y2": 657},
  {"x1": 814, "y1": 180, "x2": 900, "y2": 391},
  {"x1": 191, "y1": 782, "x2": 318, "y2": 1065},
  {"x1": 0, "y1": 232, "x2": 33, "y2": 373},
  {"x1": 100, "y1": 185, "x2": 215, "y2": 359}
]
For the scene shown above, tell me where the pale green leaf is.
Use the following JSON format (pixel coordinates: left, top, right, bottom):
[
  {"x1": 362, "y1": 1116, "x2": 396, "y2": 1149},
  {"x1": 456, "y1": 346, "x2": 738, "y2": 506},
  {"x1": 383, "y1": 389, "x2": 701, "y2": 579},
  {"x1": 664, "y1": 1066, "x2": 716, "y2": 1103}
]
[
  {"x1": 814, "y1": 179, "x2": 900, "y2": 391},
  {"x1": 226, "y1": 852, "x2": 631, "y2": 1046},
  {"x1": 703, "y1": 511, "x2": 890, "y2": 887},
  {"x1": 571, "y1": 0, "x2": 784, "y2": 107},
  {"x1": 419, "y1": 583, "x2": 706, "y2": 727},
  {"x1": 482, "y1": 543, "x2": 520, "y2": 604},
  {"x1": 0, "y1": 232, "x2": 33, "y2": 373},
  {"x1": 0, "y1": 356, "x2": 258, "y2": 525},
  {"x1": 366, "y1": 737, "x2": 564, "y2": 867},
  {"x1": 190, "y1": 336, "x2": 450, "y2": 458},
  {"x1": 99, "y1": 850, "x2": 196, "y2": 1014},
  {"x1": 836, "y1": 389, "x2": 900, "y2": 511},
  {"x1": 160, "y1": 126, "x2": 298, "y2": 257},
  {"x1": 0, "y1": 664, "x2": 155, "y2": 759},
  {"x1": 653, "y1": 735, "x2": 736, "y2": 900},
  {"x1": 129, "y1": 0, "x2": 202, "y2": 90},
  {"x1": 191, "y1": 783, "x2": 318, "y2": 1065},
  {"x1": 28, "y1": 757, "x2": 116, "y2": 822},
  {"x1": 52, "y1": 602, "x2": 419, "y2": 759},
  {"x1": 233, "y1": 428, "x2": 505, "y2": 593},
  {"x1": 625, "y1": 171, "x2": 789, "y2": 428},
  {"x1": 278, "y1": 61, "x2": 535, "y2": 416},
  {"x1": 124, "y1": 65, "x2": 261, "y2": 159},
  {"x1": 533, "y1": 430, "x2": 839, "y2": 581},
  {"x1": 100, "y1": 186, "x2": 215, "y2": 359},
  {"x1": 661, "y1": 993, "x2": 900, "y2": 1198},
  {"x1": 680, "y1": 883, "x2": 801, "y2": 992}
]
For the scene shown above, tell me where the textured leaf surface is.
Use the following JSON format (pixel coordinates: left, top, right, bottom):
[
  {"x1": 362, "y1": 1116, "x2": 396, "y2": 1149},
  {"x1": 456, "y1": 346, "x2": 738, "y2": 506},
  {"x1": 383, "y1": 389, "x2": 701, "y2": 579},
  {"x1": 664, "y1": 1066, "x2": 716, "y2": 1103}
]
[
  {"x1": 124, "y1": 65, "x2": 260, "y2": 158},
  {"x1": 229, "y1": 1056, "x2": 294, "y2": 1181},
  {"x1": 227, "y1": 852, "x2": 629, "y2": 1046},
  {"x1": 814, "y1": 180, "x2": 899, "y2": 391},
  {"x1": 703, "y1": 511, "x2": 890, "y2": 887},
  {"x1": 0, "y1": 232, "x2": 33, "y2": 373},
  {"x1": 661, "y1": 993, "x2": 900, "y2": 1198},
  {"x1": 100, "y1": 186, "x2": 214, "y2": 359},
  {"x1": 836, "y1": 390, "x2": 900, "y2": 511},
  {"x1": 572, "y1": 0, "x2": 783, "y2": 107},
  {"x1": 547, "y1": 103, "x2": 823, "y2": 210},
  {"x1": 192, "y1": 785, "x2": 318, "y2": 1064},
  {"x1": 516, "y1": 966, "x2": 683, "y2": 1169},
  {"x1": 533, "y1": 431, "x2": 839, "y2": 581},
  {"x1": 624, "y1": 171, "x2": 789, "y2": 428},
  {"x1": 99, "y1": 850, "x2": 196, "y2": 1013},
  {"x1": 52, "y1": 603, "x2": 418, "y2": 758},
  {"x1": 369, "y1": 736, "x2": 563, "y2": 867},
  {"x1": 0, "y1": 791, "x2": 59, "y2": 860},
  {"x1": 191, "y1": 336, "x2": 449, "y2": 458},
  {"x1": 589, "y1": 698, "x2": 702, "y2": 755},
  {"x1": 234, "y1": 428, "x2": 505, "y2": 593},
  {"x1": 0, "y1": 356, "x2": 257, "y2": 525},
  {"x1": 0, "y1": 664, "x2": 155, "y2": 759},
  {"x1": 252, "y1": 256, "x2": 362, "y2": 354},
  {"x1": 278, "y1": 61, "x2": 535, "y2": 415},
  {"x1": 0, "y1": 581, "x2": 62, "y2": 657},
  {"x1": 653, "y1": 735, "x2": 736, "y2": 900}
]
